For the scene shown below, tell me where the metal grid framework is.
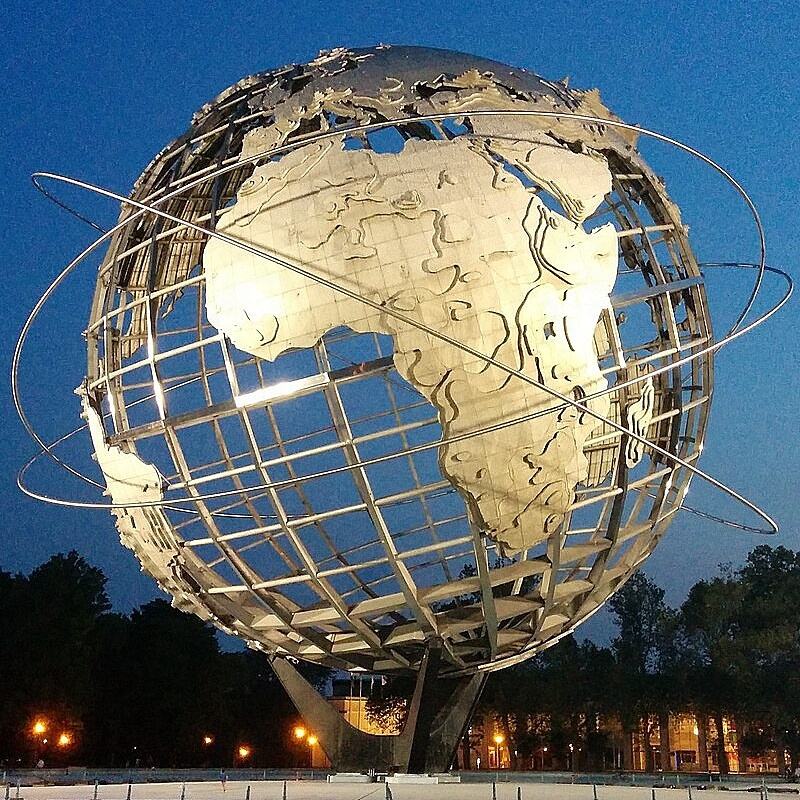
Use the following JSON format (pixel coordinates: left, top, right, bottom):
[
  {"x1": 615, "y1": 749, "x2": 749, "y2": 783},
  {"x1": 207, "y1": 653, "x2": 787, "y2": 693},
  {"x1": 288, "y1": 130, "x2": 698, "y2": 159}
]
[{"x1": 82, "y1": 49, "x2": 713, "y2": 676}]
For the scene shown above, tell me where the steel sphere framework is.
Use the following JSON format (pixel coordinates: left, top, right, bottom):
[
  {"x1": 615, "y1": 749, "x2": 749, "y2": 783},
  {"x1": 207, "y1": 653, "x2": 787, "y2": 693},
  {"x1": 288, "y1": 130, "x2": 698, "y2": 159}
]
[{"x1": 14, "y1": 47, "x2": 792, "y2": 771}]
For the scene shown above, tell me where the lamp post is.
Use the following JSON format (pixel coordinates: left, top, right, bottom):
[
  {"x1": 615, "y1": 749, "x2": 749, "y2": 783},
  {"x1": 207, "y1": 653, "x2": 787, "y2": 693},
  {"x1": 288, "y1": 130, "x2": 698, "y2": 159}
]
[
  {"x1": 292, "y1": 725, "x2": 310, "y2": 767},
  {"x1": 29, "y1": 718, "x2": 49, "y2": 766},
  {"x1": 200, "y1": 734, "x2": 214, "y2": 768},
  {"x1": 492, "y1": 733, "x2": 505, "y2": 769},
  {"x1": 237, "y1": 745, "x2": 251, "y2": 766}
]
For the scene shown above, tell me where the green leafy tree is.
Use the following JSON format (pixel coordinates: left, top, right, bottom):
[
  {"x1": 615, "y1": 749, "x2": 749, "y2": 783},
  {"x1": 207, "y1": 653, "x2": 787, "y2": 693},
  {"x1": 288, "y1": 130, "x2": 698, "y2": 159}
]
[
  {"x1": 0, "y1": 552, "x2": 109, "y2": 765},
  {"x1": 680, "y1": 573, "x2": 744, "y2": 774},
  {"x1": 608, "y1": 571, "x2": 677, "y2": 772},
  {"x1": 735, "y1": 547, "x2": 800, "y2": 773}
]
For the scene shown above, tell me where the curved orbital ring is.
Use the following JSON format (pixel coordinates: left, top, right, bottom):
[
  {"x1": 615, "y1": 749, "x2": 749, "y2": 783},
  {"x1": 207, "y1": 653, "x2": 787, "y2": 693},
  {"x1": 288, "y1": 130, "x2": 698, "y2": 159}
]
[
  {"x1": 15, "y1": 108, "x2": 766, "y2": 471},
  {"x1": 17, "y1": 259, "x2": 791, "y2": 536},
  {"x1": 23, "y1": 182, "x2": 787, "y2": 532},
  {"x1": 14, "y1": 110, "x2": 792, "y2": 535}
]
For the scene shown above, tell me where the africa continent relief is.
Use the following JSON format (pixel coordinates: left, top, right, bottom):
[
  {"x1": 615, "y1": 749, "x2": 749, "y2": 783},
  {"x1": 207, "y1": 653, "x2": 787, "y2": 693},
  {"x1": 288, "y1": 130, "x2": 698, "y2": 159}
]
[{"x1": 204, "y1": 132, "x2": 618, "y2": 554}]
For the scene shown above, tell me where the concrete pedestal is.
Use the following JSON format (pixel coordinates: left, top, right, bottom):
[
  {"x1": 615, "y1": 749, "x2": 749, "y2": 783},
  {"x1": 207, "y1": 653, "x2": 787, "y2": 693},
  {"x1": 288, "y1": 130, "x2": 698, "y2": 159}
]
[{"x1": 270, "y1": 642, "x2": 486, "y2": 773}]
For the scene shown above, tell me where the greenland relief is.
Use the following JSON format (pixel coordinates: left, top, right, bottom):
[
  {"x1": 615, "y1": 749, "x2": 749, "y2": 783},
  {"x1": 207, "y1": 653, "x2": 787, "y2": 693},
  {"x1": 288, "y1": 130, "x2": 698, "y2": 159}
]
[{"x1": 203, "y1": 133, "x2": 617, "y2": 554}]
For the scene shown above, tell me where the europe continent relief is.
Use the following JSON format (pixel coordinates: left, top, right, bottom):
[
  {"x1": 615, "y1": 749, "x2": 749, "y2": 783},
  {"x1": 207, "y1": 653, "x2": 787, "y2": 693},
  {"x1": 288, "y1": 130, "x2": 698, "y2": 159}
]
[{"x1": 203, "y1": 131, "x2": 618, "y2": 554}]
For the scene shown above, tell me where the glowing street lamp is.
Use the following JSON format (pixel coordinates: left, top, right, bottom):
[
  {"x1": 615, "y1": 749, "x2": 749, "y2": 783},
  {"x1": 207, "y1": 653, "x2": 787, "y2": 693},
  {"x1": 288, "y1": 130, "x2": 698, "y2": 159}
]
[
  {"x1": 57, "y1": 733, "x2": 72, "y2": 748},
  {"x1": 238, "y1": 745, "x2": 251, "y2": 760},
  {"x1": 491, "y1": 733, "x2": 505, "y2": 769},
  {"x1": 306, "y1": 734, "x2": 318, "y2": 767},
  {"x1": 32, "y1": 720, "x2": 47, "y2": 736},
  {"x1": 293, "y1": 726, "x2": 306, "y2": 740},
  {"x1": 203, "y1": 735, "x2": 214, "y2": 746}
]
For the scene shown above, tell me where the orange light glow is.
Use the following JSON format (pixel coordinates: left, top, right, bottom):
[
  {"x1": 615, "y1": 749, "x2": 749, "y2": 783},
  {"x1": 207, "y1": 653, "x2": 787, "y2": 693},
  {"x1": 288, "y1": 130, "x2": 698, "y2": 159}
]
[
  {"x1": 307, "y1": 734, "x2": 318, "y2": 747},
  {"x1": 203, "y1": 735, "x2": 214, "y2": 746},
  {"x1": 57, "y1": 732, "x2": 72, "y2": 748},
  {"x1": 493, "y1": 734, "x2": 505, "y2": 745},
  {"x1": 32, "y1": 720, "x2": 47, "y2": 736},
  {"x1": 238, "y1": 745, "x2": 251, "y2": 759},
  {"x1": 293, "y1": 726, "x2": 306, "y2": 740}
]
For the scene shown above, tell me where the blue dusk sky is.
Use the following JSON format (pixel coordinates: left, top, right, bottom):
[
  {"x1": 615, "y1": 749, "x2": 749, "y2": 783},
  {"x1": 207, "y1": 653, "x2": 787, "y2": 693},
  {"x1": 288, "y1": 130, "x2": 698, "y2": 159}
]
[{"x1": 1, "y1": 1, "x2": 798, "y2": 644}]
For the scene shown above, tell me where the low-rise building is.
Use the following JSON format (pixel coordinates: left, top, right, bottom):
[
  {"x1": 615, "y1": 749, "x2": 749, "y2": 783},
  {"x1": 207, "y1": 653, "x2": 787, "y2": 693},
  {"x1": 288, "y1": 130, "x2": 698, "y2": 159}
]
[{"x1": 306, "y1": 677, "x2": 784, "y2": 774}]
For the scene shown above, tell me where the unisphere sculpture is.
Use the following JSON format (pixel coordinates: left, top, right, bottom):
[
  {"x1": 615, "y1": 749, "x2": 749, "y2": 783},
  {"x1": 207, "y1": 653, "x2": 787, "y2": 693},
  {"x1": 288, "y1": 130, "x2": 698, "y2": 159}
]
[{"x1": 16, "y1": 45, "x2": 790, "y2": 773}]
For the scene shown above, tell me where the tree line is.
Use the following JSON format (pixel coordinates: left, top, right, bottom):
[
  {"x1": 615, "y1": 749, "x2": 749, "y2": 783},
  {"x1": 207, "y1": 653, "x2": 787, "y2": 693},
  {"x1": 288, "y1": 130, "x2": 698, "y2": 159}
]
[
  {"x1": 0, "y1": 552, "x2": 325, "y2": 768},
  {"x1": 1, "y1": 546, "x2": 798, "y2": 772},
  {"x1": 366, "y1": 545, "x2": 800, "y2": 775}
]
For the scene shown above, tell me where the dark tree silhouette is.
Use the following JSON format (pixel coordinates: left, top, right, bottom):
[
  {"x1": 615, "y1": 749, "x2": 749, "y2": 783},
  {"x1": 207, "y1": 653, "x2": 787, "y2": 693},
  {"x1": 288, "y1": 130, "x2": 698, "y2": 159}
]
[
  {"x1": 0, "y1": 552, "x2": 109, "y2": 766},
  {"x1": 2, "y1": 547, "x2": 798, "y2": 772},
  {"x1": 608, "y1": 571, "x2": 677, "y2": 772}
]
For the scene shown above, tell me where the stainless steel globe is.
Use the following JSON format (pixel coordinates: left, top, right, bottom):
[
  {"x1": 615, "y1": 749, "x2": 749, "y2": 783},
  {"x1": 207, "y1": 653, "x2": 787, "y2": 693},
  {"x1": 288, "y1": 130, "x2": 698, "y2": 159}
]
[{"x1": 82, "y1": 45, "x2": 712, "y2": 679}]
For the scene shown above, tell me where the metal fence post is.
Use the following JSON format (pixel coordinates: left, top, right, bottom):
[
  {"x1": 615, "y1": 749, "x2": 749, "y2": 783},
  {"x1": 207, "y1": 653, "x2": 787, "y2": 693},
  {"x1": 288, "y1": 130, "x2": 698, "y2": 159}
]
[
  {"x1": 593, "y1": 784, "x2": 598, "y2": 800},
  {"x1": 282, "y1": 779, "x2": 287, "y2": 800},
  {"x1": 245, "y1": 784, "x2": 250, "y2": 800},
  {"x1": 93, "y1": 780, "x2": 99, "y2": 800},
  {"x1": 4, "y1": 782, "x2": 9, "y2": 800},
  {"x1": 180, "y1": 782, "x2": 185, "y2": 800},
  {"x1": 517, "y1": 787, "x2": 522, "y2": 800},
  {"x1": 492, "y1": 780, "x2": 497, "y2": 800},
  {"x1": 126, "y1": 783, "x2": 132, "y2": 800}
]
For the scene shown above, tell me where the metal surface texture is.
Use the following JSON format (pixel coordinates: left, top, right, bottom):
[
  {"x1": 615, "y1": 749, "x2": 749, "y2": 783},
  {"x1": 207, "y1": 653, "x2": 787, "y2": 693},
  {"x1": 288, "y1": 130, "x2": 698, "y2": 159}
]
[{"x1": 15, "y1": 46, "x2": 791, "y2": 681}]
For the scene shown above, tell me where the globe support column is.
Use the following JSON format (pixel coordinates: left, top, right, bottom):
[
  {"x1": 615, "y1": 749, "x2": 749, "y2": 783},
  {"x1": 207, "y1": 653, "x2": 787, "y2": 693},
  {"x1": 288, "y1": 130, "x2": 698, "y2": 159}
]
[{"x1": 270, "y1": 644, "x2": 486, "y2": 773}]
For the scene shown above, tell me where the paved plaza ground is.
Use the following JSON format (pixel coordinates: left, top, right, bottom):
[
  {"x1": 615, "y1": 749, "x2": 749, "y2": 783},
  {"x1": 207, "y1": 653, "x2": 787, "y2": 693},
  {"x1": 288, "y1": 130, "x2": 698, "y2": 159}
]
[{"x1": 12, "y1": 779, "x2": 800, "y2": 800}]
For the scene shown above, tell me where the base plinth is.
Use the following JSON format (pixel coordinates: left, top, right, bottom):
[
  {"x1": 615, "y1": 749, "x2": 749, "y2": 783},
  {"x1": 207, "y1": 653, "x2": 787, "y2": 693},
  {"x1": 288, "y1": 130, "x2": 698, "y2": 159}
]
[{"x1": 270, "y1": 642, "x2": 486, "y2": 773}]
